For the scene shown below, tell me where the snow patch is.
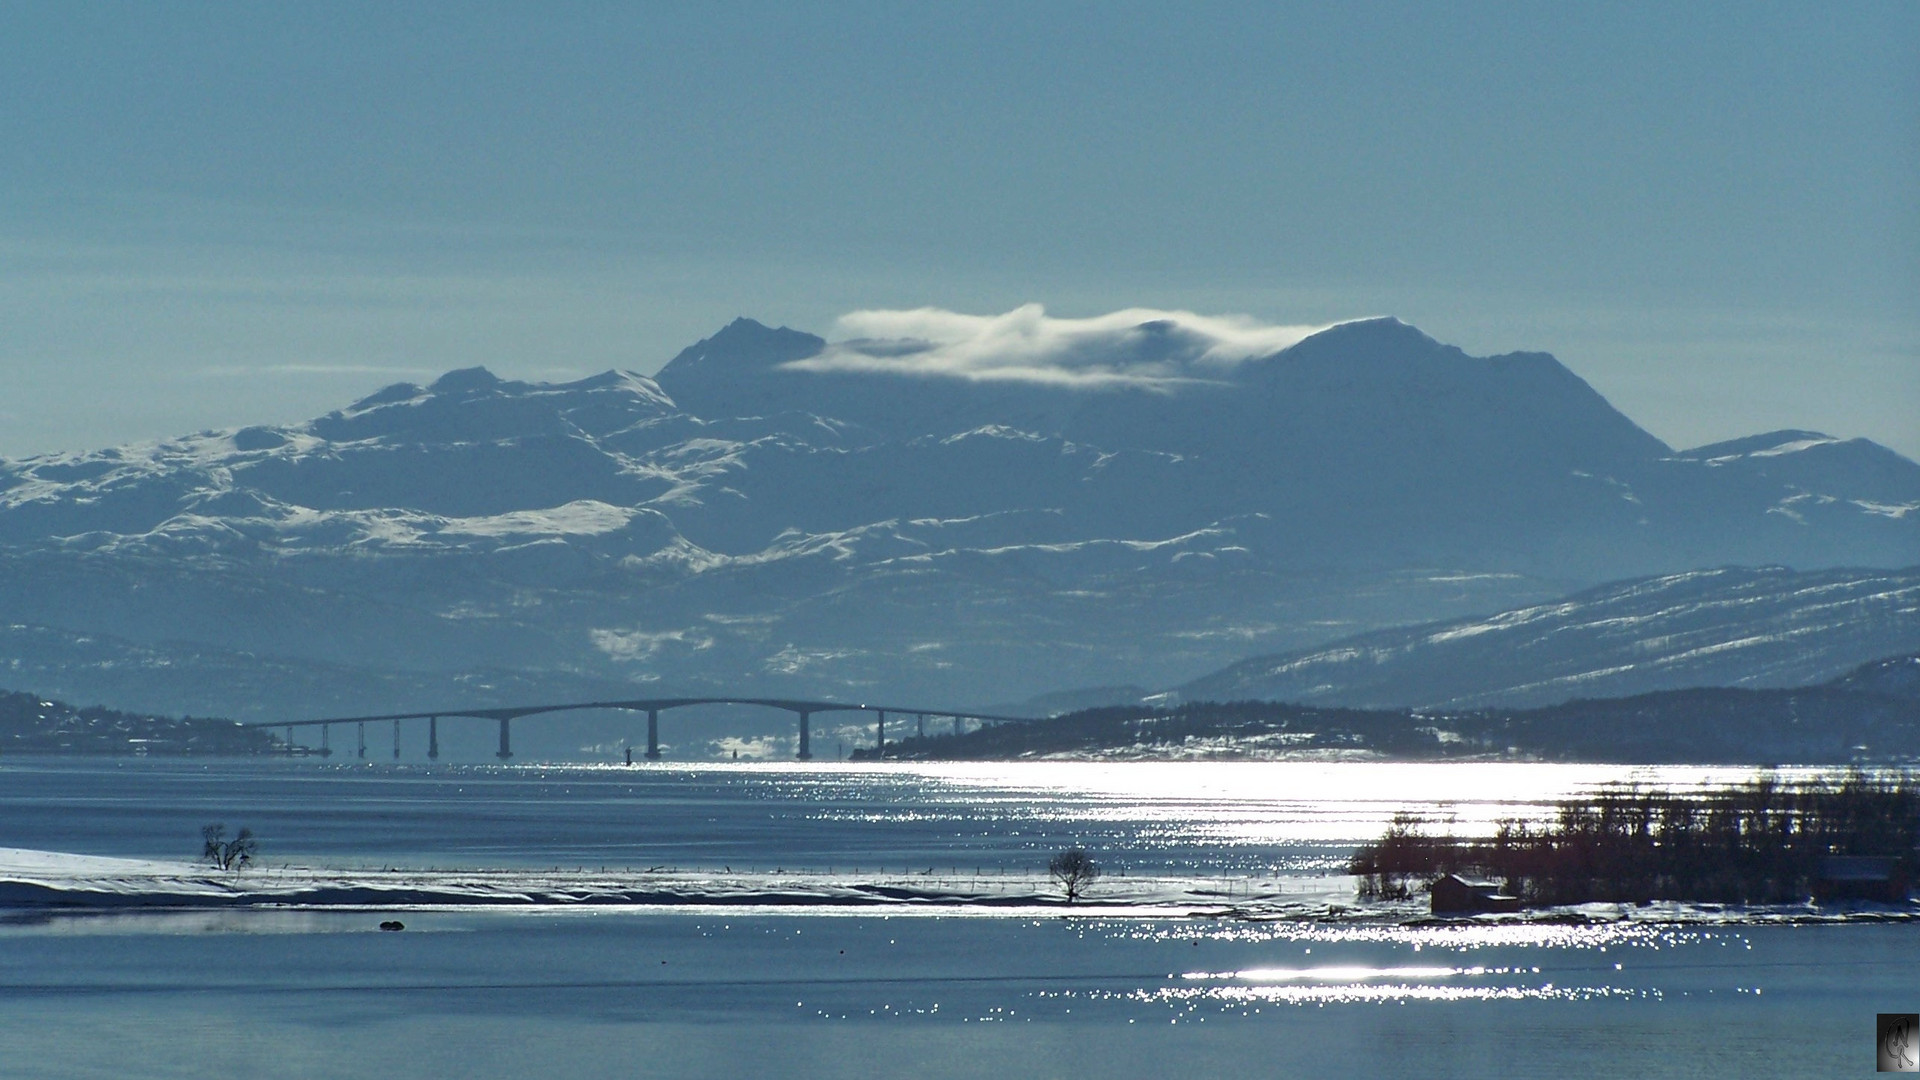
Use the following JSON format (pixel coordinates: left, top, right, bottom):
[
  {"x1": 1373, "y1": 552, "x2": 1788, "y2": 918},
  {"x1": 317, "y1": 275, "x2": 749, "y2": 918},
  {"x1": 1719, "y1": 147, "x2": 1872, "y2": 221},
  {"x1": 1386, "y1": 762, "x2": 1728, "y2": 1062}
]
[
  {"x1": 437, "y1": 500, "x2": 637, "y2": 537},
  {"x1": 589, "y1": 627, "x2": 715, "y2": 662}
]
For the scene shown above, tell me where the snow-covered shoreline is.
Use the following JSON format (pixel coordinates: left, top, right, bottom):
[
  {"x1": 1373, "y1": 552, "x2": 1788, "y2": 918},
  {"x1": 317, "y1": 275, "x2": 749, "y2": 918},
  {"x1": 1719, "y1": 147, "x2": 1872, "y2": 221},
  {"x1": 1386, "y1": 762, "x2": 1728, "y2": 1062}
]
[
  {"x1": 2, "y1": 848, "x2": 1911, "y2": 925},
  {"x1": 0, "y1": 846, "x2": 1333, "y2": 913}
]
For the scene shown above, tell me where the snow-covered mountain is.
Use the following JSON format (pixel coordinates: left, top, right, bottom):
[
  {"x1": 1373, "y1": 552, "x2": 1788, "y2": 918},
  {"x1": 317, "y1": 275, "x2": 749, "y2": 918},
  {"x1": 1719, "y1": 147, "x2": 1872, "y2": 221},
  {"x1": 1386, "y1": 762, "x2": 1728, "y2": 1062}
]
[
  {"x1": 1173, "y1": 565, "x2": 1920, "y2": 709},
  {"x1": 1, "y1": 309, "x2": 1914, "y2": 741}
]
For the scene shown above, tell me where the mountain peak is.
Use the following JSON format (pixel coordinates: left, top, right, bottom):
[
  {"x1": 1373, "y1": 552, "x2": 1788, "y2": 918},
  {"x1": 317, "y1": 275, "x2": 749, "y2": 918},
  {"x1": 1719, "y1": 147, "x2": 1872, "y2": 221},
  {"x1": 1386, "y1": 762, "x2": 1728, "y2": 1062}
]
[
  {"x1": 1674, "y1": 429, "x2": 1920, "y2": 507},
  {"x1": 429, "y1": 367, "x2": 504, "y2": 395},
  {"x1": 1679, "y1": 430, "x2": 1838, "y2": 460},
  {"x1": 651, "y1": 318, "x2": 828, "y2": 415},
  {"x1": 657, "y1": 319, "x2": 826, "y2": 379},
  {"x1": 1278, "y1": 316, "x2": 1444, "y2": 361}
]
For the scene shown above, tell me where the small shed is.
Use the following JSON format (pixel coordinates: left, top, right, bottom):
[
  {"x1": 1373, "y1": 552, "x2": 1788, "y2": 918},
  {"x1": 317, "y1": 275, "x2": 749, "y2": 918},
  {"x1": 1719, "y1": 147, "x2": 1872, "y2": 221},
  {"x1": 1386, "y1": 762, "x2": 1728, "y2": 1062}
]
[
  {"x1": 1429, "y1": 873, "x2": 1523, "y2": 914},
  {"x1": 1814, "y1": 856, "x2": 1910, "y2": 904}
]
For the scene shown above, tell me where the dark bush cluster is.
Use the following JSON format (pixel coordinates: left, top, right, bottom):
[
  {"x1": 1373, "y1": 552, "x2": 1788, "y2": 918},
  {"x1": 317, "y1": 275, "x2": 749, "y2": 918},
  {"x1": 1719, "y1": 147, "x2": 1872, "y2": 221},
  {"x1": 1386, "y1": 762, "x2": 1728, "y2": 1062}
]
[{"x1": 1350, "y1": 773, "x2": 1920, "y2": 905}]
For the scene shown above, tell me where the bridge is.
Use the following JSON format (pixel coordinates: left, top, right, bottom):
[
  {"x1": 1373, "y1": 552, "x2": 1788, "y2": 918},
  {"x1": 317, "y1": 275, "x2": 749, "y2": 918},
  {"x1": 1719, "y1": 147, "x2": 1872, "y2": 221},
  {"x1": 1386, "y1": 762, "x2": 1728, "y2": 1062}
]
[{"x1": 245, "y1": 697, "x2": 1039, "y2": 761}]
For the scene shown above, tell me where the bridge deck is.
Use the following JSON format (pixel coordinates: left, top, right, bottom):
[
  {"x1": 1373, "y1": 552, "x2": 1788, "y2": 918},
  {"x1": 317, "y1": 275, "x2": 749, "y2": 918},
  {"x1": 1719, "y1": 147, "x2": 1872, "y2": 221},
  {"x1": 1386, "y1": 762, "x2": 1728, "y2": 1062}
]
[{"x1": 247, "y1": 697, "x2": 1039, "y2": 729}]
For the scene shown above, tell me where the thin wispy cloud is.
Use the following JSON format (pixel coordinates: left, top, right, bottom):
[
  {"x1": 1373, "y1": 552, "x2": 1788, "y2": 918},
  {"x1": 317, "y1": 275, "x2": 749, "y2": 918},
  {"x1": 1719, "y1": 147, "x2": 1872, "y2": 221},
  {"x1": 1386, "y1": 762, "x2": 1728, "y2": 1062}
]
[
  {"x1": 787, "y1": 304, "x2": 1342, "y2": 389},
  {"x1": 192, "y1": 364, "x2": 441, "y2": 379}
]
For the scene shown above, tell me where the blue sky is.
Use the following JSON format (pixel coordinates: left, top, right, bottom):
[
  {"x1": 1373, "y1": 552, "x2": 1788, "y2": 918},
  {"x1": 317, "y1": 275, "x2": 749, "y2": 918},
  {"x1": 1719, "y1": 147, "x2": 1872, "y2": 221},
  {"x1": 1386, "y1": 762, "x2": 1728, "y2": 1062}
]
[{"x1": 1, "y1": 2, "x2": 1914, "y2": 456}]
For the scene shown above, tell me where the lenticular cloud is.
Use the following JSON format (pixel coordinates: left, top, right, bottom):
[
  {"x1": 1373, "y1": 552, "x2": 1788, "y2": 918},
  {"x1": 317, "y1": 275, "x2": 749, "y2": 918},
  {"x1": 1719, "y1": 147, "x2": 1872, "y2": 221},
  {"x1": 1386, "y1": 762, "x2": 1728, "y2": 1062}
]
[{"x1": 784, "y1": 304, "x2": 1343, "y2": 389}]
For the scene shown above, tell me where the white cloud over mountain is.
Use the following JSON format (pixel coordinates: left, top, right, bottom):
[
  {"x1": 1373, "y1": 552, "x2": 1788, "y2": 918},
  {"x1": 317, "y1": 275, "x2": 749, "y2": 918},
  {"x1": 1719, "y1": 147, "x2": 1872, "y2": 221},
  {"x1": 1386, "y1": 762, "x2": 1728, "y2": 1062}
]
[{"x1": 785, "y1": 304, "x2": 1343, "y2": 389}]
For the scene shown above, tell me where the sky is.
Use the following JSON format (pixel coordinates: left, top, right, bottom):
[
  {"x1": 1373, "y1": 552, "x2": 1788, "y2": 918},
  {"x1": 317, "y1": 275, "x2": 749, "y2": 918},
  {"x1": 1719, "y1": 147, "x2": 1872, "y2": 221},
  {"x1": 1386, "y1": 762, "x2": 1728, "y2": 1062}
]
[{"x1": 1, "y1": 2, "x2": 1915, "y2": 457}]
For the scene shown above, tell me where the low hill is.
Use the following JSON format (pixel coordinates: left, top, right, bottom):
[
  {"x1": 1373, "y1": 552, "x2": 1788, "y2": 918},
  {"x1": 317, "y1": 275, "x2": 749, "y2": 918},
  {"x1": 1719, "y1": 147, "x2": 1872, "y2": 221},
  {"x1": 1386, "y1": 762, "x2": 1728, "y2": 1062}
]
[
  {"x1": 0, "y1": 689, "x2": 279, "y2": 755},
  {"x1": 1829, "y1": 653, "x2": 1920, "y2": 700}
]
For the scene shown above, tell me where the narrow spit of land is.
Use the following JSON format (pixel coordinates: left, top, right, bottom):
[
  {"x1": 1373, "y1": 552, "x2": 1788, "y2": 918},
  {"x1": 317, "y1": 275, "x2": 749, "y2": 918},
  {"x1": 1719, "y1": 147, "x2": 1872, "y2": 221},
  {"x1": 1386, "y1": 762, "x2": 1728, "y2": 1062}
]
[
  {"x1": 2, "y1": 846, "x2": 1912, "y2": 926},
  {"x1": 0, "y1": 849, "x2": 1341, "y2": 915}
]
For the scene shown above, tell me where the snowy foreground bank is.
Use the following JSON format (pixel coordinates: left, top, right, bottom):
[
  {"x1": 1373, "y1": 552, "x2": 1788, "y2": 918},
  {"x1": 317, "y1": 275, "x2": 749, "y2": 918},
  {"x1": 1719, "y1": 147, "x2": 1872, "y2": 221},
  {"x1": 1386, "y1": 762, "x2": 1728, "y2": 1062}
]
[{"x1": 1, "y1": 848, "x2": 1911, "y2": 925}]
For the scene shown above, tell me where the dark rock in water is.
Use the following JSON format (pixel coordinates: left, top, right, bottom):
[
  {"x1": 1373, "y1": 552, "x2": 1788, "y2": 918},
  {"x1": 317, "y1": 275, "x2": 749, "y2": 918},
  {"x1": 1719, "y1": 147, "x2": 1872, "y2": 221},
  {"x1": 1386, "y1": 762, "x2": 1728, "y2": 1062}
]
[{"x1": 379, "y1": 920, "x2": 405, "y2": 931}]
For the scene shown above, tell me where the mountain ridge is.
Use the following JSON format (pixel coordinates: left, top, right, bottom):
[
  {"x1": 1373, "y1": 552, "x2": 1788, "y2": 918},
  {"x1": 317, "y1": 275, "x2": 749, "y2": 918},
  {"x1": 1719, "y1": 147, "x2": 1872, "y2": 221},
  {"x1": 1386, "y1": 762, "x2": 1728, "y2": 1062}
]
[
  {"x1": 1171, "y1": 564, "x2": 1920, "y2": 710},
  {"x1": 0, "y1": 310, "x2": 1914, "y2": 741}
]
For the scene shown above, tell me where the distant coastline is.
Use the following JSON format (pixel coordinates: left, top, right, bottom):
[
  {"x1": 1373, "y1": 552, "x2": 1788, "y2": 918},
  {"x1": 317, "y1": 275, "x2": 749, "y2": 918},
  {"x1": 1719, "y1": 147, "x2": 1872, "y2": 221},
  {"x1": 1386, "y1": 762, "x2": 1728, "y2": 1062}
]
[
  {"x1": 855, "y1": 682, "x2": 1920, "y2": 766},
  {"x1": 0, "y1": 689, "x2": 281, "y2": 757},
  {"x1": 7, "y1": 667, "x2": 1918, "y2": 765}
]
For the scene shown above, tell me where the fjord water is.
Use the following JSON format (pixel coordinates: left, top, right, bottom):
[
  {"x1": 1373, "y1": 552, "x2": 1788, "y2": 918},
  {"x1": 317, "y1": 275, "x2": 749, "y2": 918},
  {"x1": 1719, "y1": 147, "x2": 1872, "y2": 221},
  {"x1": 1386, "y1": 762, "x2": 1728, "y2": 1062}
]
[
  {"x1": 0, "y1": 758, "x2": 1907, "y2": 1078},
  {"x1": 0, "y1": 758, "x2": 1843, "y2": 871}
]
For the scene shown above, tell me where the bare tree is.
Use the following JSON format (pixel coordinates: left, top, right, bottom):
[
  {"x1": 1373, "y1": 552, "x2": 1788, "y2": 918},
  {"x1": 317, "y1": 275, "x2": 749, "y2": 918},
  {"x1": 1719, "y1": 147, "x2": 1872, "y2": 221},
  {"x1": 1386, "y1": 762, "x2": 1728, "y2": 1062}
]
[
  {"x1": 201, "y1": 823, "x2": 258, "y2": 872},
  {"x1": 1048, "y1": 848, "x2": 1100, "y2": 903}
]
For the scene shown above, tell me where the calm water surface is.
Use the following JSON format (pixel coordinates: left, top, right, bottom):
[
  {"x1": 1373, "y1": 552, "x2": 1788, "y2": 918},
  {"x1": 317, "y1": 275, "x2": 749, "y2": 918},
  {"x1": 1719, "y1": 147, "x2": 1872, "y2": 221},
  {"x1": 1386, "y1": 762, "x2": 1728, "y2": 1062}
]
[{"x1": 0, "y1": 758, "x2": 1908, "y2": 1078}]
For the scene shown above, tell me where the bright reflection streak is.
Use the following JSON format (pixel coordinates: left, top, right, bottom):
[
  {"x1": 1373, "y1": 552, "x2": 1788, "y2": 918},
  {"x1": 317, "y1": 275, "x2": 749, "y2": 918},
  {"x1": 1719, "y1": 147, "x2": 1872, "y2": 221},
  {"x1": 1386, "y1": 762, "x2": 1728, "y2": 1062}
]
[
  {"x1": 504, "y1": 760, "x2": 1886, "y2": 871},
  {"x1": 1135, "y1": 984, "x2": 1637, "y2": 1005},
  {"x1": 1186, "y1": 966, "x2": 1471, "y2": 981},
  {"x1": 794, "y1": 761, "x2": 1846, "y2": 844},
  {"x1": 1125, "y1": 921, "x2": 1714, "y2": 952}
]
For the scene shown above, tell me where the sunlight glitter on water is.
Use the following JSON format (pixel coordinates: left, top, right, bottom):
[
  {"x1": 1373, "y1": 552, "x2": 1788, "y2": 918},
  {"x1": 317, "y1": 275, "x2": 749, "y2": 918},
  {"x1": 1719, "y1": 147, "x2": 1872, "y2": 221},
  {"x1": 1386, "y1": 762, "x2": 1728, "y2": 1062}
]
[
  {"x1": 540, "y1": 759, "x2": 1811, "y2": 853},
  {"x1": 1187, "y1": 965, "x2": 1470, "y2": 981},
  {"x1": 856, "y1": 760, "x2": 1846, "y2": 844},
  {"x1": 1133, "y1": 983, "x2": 1641, "y2": 1005}
]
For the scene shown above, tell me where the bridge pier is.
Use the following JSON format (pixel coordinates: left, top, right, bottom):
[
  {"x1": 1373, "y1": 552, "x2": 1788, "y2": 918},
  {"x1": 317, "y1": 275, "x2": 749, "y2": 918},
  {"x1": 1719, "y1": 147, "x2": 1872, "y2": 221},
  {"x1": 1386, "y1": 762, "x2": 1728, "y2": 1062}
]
[
  {"x1": 428, "y1": 716, "x2": 439, "y2": 760},
  {"x1": 875, "y1": 710, "x2": 886, "y2": 757},
  {"x1": 357, "y1": 721, "x2": 366, "y2": 759},
  {"x1": 645, "y1": 709, "x2": 660, "y2": 760},
  {"x1": 917, "y1": 713, "x2": 925, "y2": 739},
  {"x1": 796, "y1": 710, "x2": 812, "y2": 760},
  {"x1": 284, "y1": 725, "x2": 294, "y2": 755},
  {"x1": 954, "y1": 715, "x2": 962, "y2": 737},
  {"x1": 392, "y1": 720, "x2": 401, "y2": 760},
  {"x1": 321, "y1": 723, "x2": 331, "y2": 757},
  {"x1": 496, "y1": 717, "x2": 512, "y2": 761}
]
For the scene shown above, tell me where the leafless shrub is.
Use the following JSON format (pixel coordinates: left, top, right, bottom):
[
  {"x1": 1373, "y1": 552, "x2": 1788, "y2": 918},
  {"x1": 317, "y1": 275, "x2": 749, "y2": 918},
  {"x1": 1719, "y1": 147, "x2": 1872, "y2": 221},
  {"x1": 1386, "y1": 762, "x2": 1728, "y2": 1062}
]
[
  {"x1": 1049, "y1": 848, "x2": 1101, "y2": 903},
  {"x1": 201, "y1": 823, "x2": 258, "y2": 872}
]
